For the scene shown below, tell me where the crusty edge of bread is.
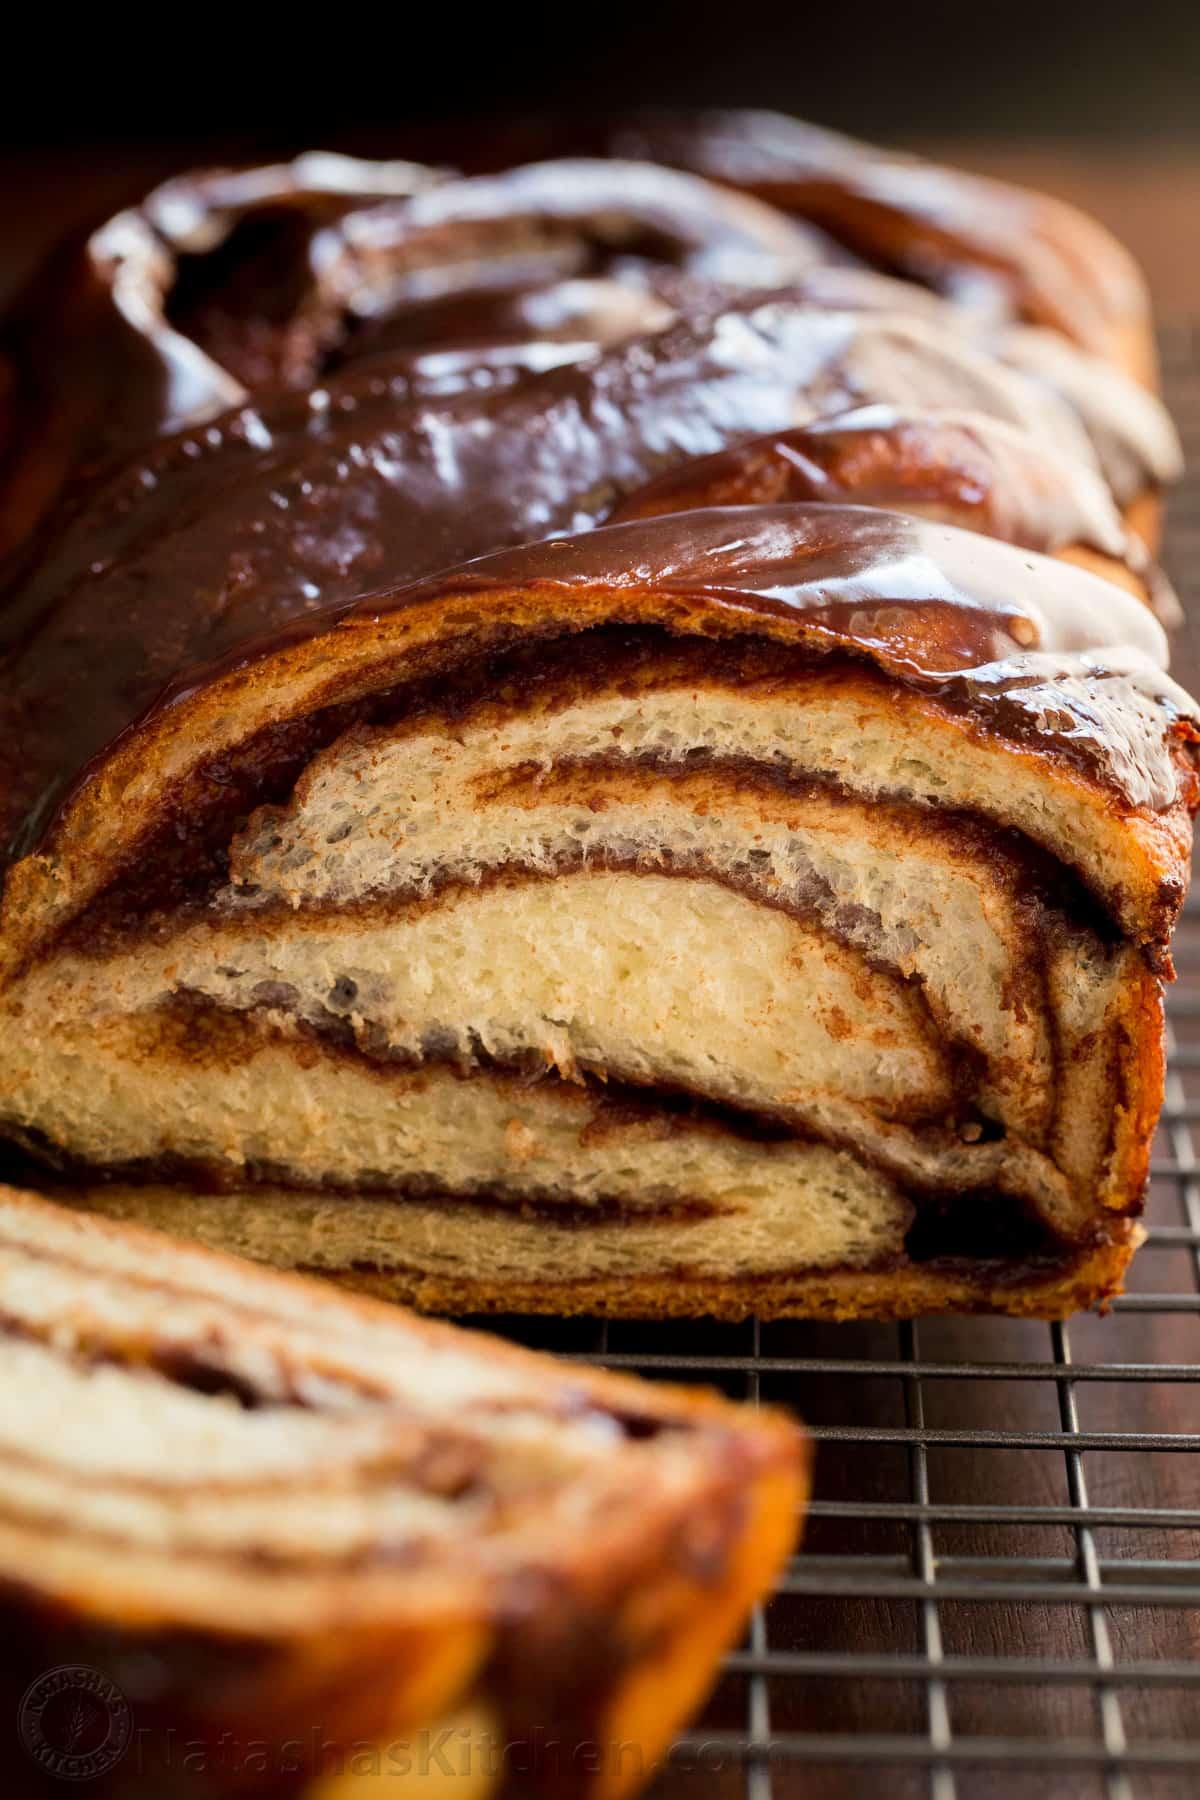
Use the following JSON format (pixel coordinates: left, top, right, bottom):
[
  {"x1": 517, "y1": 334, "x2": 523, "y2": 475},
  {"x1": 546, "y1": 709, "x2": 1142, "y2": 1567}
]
[{"x1": 310, "y1": 1231, "x2": 1140, "y2": 1323}]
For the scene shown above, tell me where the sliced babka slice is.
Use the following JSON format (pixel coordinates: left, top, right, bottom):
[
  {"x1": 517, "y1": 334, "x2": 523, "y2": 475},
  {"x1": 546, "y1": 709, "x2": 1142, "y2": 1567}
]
[{"x1": 0, "y1": 1185, "x2": 805, "y2": 1799}]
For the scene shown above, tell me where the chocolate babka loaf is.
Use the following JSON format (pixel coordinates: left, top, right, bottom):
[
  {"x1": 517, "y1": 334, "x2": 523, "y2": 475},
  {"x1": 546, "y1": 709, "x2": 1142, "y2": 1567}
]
[
  {"x1": 0, "y1": 120, "x2": 1191, "y2": 1318},
  {"x1": 0, "y1": 1186, "x2": 804, "y2": 1797}
]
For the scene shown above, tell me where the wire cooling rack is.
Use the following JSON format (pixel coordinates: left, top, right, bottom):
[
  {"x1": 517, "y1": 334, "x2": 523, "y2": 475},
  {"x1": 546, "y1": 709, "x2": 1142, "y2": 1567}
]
[{"x1": 491, "y1": 325, "x2": 1200, "y2": 1800}]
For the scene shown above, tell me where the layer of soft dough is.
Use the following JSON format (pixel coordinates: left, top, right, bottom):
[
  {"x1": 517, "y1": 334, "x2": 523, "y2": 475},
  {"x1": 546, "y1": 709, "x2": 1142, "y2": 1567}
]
[
  {"x1": 4, "y1": 866, "x2": 1096, "y2": 1225},
  {"x1": 0, "y1": 1016, "x2": 912, "y2": 1272},
  {"x1": 227, "y1": 671, "x2": 1183, "y2": 943},
  {"x1": 235, "y1": 725, "x2": 1059, "y2": 1128},
  {"x1": 0, "y1": 884, "x2": 1143, "y2": 1241}
]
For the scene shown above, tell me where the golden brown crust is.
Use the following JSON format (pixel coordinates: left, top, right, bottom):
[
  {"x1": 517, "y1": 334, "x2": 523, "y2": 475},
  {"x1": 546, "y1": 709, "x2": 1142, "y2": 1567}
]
[{"x1": 306, "y1": 1232, "x2": 1140, "y2": 1323}]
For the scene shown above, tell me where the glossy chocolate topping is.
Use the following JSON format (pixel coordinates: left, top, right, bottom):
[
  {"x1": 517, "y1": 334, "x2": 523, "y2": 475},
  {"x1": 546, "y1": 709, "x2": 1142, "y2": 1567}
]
[
  {"x1": 328, "y1": 264, "x2": 1180, "y2": 503},
  {"x1": 359, "y1": 503, "x2": 1168, "y2": 664},
  {"x1": 165, "y1": 158, "x2": 829, "y2": 391},
  {"x1": 1, "y1": 290, "x2": 1117, "y2": 857},
  {"x1": 109, "y1": 505, "x2": 1197, "y2": 835},
  {"x1": 158, "y1": 144, "x2": 1176, "y2": 501},
  {"x1": 0, "y1": 152, "x2": 828, "y2": 559},
  {"x1": 612, "y1": 110, "x2": 1149, "y2": 355},
  {"x1": 0, "y1": 141, "x2": 1175, "y2": 579},
  {"x1": 609, "y1": 405, "x2": 1132, "y2": 558},
  {"x1": 628, "y1": 265, "x2": 1181, "y2": 498},
  {"x1": 338, "y1": 275, "x2": 679, "y2": 361},
  {"x1": 0, "y1": 155, "x2": 442, "y2": 560}
]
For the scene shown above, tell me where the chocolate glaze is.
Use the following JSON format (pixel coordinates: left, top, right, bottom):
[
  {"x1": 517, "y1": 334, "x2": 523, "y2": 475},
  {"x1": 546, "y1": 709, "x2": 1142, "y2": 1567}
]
[
  {"x1": 630, "y1": 262, "x2": 1181, "y2": 500},
  {"x1": 0, "y1": 155, "x2": 441, "y2": 560},
  {"x1": 154, "y1": 157, "x2": 1180, "y2": 507},
  {"x1": 609, "y1": 404, "x2": 1134, "y2": 561},
  {"x1": 2, "y1": 131, "x2": 1174, "y2": 578},
  {"x1": 160, "y1": 157, "x2": 829, "y2": 401},
  {"x1": 0, "y1": 151, "x2": 826, "y2": 557},
  {"x1": 336, "y1": 274, "x2": 678, "y2": 362},
  {"x1": 314, "y1": 506, "x2": 1190, "y2": 831},
  {"x1": 0, "y1": 289, "x2": 1171, "y2": 865},
  {"x1": 611, "y1": 110, "x2": 1148, "y2": 354},
  {"x1": 314, "y1": 156, "x2": 826, "y2": 297},
  {"x1": 17, "y1": 513, "x2": 1200, "y2": 958}
]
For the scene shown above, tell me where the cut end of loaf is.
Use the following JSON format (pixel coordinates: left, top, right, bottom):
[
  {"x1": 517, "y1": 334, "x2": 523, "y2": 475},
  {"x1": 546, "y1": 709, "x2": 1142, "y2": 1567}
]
[
  {"x1": 0, "y1": 1185, "x2": 807, "y2": 1797},
  {"x1": 0, "y1": 525, "x2": 1187, "y2": 1321}
]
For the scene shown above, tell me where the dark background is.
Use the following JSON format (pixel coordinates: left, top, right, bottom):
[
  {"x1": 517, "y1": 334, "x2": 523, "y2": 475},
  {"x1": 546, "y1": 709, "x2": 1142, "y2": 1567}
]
[
  {"x1": 4, "y1": 0, "x2": 1198, "y2": 150},
  {"x1": 2, "y1": 1, "x2": 1199, "y2": 306}
]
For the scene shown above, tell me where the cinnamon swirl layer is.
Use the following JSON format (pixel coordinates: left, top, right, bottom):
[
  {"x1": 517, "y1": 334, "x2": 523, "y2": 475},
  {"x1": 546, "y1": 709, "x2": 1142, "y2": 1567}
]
[
  {"x1": 0, "y1": 506, "x2": 1192, "y2": 1318},
  {"x1": 0, "y1": 1186, "x2": 804, "y2": 1798}
]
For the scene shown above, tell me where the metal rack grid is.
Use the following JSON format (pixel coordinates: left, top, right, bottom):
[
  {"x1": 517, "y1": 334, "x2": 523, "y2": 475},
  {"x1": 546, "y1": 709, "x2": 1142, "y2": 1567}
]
[{"x1": 494, "y1": 326, "x2": 1200, "y2": 1800}]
